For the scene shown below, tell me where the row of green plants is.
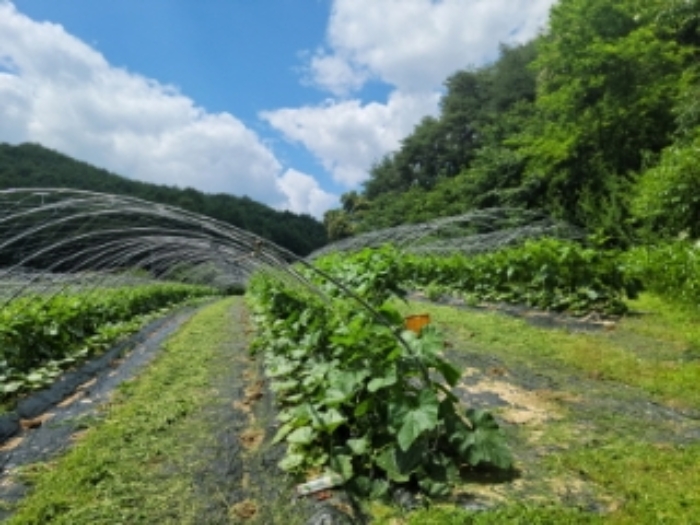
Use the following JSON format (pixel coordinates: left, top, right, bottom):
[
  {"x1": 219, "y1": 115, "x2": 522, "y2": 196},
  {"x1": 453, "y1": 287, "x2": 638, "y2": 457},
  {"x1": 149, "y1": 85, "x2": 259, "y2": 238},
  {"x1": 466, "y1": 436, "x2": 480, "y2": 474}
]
[
  {"x1": 250, "y1": 238, "x2": 700, "y2": 502},
  {"x1": 247, "y1": 249, "x2": 512, "y2": 499},
  {"x1": 399, "y1": 239, "x2": 637, "y2": 315},
  {"x1": 624, "y1": 241, "x2": 700, "y2": 307},
  {"x1": 0, "y1": 283, "x2": 216, "y2": 402},
  {"x1": 398, "y1": 238, "x2": 700, "y2": 316}
]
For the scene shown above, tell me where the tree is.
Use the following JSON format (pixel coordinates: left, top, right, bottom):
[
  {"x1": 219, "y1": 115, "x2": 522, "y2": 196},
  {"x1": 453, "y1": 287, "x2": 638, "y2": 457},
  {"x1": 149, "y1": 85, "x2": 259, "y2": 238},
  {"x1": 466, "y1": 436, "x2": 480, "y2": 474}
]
[
  {"x1": 323, "y1": 209, "x2": 353, "y2": 241},
  {"x1": 633, "y1": 136, "x2": 700, "y2": 238},
  {"x1": 519, "y1": 0, "x2": 687, "y2": 238}
]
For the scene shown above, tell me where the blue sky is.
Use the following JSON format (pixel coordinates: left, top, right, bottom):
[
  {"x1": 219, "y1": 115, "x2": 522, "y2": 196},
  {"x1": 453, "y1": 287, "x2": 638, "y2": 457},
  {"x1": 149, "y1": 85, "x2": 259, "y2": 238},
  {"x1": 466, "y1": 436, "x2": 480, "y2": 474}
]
[{"x1": 0, "y1": 0, "x2": 556, "y2": 217}]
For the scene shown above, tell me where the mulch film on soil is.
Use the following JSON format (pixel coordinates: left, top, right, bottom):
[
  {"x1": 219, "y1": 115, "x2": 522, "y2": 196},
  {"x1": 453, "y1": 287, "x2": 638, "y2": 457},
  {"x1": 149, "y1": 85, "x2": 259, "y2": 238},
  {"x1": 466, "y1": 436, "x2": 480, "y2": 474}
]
[{"x1": 5, "y1": 296, "x2": 699, "y2": 522}]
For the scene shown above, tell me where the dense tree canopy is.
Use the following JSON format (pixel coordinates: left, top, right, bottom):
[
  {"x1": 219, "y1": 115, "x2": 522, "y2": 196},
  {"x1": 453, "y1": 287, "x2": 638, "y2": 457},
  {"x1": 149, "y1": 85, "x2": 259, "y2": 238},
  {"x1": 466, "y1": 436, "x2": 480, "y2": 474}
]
[
  {"x1": 0, "y1": 143, "x2": 327, "y2": 255},
  {"x1": 327, "y1": 0, "x2": 700, "y2": 244}
]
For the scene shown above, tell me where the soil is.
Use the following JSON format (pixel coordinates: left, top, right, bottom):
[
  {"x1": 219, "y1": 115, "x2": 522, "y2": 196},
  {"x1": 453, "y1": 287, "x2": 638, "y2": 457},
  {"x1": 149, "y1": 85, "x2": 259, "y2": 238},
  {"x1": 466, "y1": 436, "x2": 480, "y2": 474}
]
[{"x1": 181, "y1": 301, "x2": 358, "y2": 524}]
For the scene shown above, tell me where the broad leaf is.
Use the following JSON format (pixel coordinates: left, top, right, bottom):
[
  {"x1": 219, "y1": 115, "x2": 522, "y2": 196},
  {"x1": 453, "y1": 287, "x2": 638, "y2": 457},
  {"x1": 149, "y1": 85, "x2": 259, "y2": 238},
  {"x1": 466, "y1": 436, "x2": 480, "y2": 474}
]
[
  {"x1": 397, "y1": 390, "x2": 439, "y2": 451},
  {"x1": 395, "y1": 438, "x2": 427, "y2": 474},
  {"x1": 354, "y1": 398, "x2": 373, "y2": 417},
  {"x1": 278, "y1": 452, "x2": 305, "y2": 472},
  {"x1": 347, "y1": 436, "x2": 369, "y2": 456},
  {"x1": 330, "y1": 454, "x2": 354, "y2": 481},
  {"x1": 465, "y1": 408, "x2": 512, "y2": 468},
  {"x1": 367, "y1": 370, "x2": 397, "y2": 392},
  {"x1": 271, "y1": 422, "x2": 295, "y2": 444},
  {"x1": 376, "y1": 447, "x2": 410, "y2": 482},
  {"x1": 432, "y1": 357, "x2": 461, "y2": 387},
  {"x1": 287, "y1": 426, "x2": 316, "y2": 445},
  {"x1": 311, "y1": 408, "x2": 346, "y2": 433}
]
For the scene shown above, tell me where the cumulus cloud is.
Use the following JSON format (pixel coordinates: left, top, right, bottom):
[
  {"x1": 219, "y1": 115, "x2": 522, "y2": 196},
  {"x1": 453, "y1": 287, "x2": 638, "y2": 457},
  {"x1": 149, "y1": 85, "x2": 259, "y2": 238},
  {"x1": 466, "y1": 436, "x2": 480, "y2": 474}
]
[
  {"x1": 307, "y1": 53, "x2": 369, "y2": 98},
  {"x1": 276, "y1": 169, "x2": 339, "y2": 218},
  {"x1": 266, "y1": 0, "x2": 555, "y2": 191},
  {"x1": 262, "y1": 90, "x2": 440, "y2": 187},
  {"x1": 0, "y1": 2, "x2": 334, "y2": 217},
  {"x1": 311, "y1": 0, "x2": 555, "y2": 94}
]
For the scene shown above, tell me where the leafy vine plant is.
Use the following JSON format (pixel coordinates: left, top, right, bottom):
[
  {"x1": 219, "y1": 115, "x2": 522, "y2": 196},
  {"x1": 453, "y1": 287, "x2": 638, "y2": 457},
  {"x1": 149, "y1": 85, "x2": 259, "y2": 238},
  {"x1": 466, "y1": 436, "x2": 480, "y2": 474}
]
[
  {"x1": 248, "y1": 247, "x2": 512, "y2": 499},
  {"x1": 0, "y1": 189, "x2": 512, "y2": 498}
]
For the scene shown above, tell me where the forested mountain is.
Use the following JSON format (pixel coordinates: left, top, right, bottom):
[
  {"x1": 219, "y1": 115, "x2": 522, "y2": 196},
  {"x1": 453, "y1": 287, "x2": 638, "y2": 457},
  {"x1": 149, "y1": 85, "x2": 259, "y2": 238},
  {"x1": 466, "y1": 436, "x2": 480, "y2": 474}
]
[
  {"x1": 0, "y1": 142, "x2": 327, "y2": 255},
  {"x1": 326, "y1": 0, "x2": 700, "y2": 245}
]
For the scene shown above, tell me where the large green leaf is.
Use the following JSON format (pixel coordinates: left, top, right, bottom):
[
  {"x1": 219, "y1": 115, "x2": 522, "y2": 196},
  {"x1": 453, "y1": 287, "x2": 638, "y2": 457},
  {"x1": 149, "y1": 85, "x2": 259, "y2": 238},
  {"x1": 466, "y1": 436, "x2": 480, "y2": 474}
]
[
  {"x1": 270, "y1": 379, "x2": 298, "y2": 393},
  {"x1": 278, "y1": 452, "x2": 305, "y2": 472},
  {"x1": 324, "y1": 369, "x2": 368, "y2": 406},
  {"x1": 330, "y1": 454, "x2": 354, "y2": 481},
  {"x1": 287, "y1": 426, "x2": 316, "y2": 445},
  {"x1": 397, "y1": 390, "x2": 439, "y2": 451},
  {"x1": 465, "y1": 408, "x2": 513, "y2": 468},
  {"x1": 347, "y1": 436, "x2": 369, "y2": 456},
  {"x1": 395, "y1": 439, "x2": 427, "y2": 474},
  {"x1": 367, "y1": 370, "x2": 397, "y2": 392},
  {"x1": 354, "y1": 398, "x2": 373, "y2": 417},
  {"x1": 376, "y1": 447, "x2": 410, "y2": 482},
  {"x1": 311, "y1": 408, "x2": 346, "y2": 433},
  {"x1": 432, "y1": 357, "x2": 461, "y2": 387},
  {"x1": 267, "y1": 359, "x2": 297, "y2": 378}
]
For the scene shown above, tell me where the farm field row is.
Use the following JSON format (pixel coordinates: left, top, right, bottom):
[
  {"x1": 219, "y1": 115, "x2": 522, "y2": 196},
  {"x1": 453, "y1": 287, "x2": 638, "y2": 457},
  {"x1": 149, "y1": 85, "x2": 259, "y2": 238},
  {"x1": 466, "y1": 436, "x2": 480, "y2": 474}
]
[
  {"x1": 4, "y1": 292, "x2": 699, "y2": 523},
  {"x1": 0, "y1": 282, "x2": 217, "y2": 412},
  {"x1": 2, "y1": 237, "x2": 700, "y2": 522}
]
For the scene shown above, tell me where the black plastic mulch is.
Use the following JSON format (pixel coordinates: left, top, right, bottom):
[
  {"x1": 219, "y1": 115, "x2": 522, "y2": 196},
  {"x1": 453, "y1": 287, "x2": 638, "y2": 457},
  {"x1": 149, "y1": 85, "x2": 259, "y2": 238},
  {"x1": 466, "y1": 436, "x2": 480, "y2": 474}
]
[
  {"x1": 1, "y1": 301, "x2": 360, "y2": 524},
  {"x1": 185, "y1": 300, "x2": 358, "y2": 525},
  {"x1": 0, "y1": 307, "x2": 200, "y2": 520}
]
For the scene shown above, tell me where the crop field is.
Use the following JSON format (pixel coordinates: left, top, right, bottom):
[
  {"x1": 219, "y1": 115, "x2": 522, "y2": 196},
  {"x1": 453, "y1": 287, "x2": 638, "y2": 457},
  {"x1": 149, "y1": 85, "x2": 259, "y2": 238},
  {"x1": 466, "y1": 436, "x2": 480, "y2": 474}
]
[
  {"x1": 3, "y1": 247, "x2": 699, "y2": 523},
  {"x1": 0, "y1": 271, "x2": 158, "y2": 301},
  {"x1": 2, "y1": 190, "x2": 700, "y2": 523}
]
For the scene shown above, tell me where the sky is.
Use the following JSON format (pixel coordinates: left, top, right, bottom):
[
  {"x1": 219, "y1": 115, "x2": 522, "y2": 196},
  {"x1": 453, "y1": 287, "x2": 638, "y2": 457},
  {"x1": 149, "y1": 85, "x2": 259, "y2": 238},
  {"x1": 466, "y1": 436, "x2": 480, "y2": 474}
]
[{"x1": 0, "y1": 0, "x2": 556, "y2": 218}]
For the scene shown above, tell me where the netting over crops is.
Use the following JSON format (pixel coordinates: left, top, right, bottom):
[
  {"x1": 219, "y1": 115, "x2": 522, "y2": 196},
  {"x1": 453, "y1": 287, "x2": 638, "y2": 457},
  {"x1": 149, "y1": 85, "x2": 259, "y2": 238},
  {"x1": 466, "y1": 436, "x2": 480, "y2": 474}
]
[
  {"x1": 0, "y1": 191, "x2": 581, "y2": 311},
  {"x1": 309, "y1": 208, "x2": 583, "y2": 259},
  {"x1": 0, "y1": 189, "x2": 306, "y2": 306}
]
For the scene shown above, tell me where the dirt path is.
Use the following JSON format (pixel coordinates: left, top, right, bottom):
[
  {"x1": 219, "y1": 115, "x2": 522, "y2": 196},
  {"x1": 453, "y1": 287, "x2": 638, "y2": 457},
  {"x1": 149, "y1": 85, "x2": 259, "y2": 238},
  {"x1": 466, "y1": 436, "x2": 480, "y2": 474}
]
[{"x1": 181, "y1": 300, "x2": 356, "y2": 524}]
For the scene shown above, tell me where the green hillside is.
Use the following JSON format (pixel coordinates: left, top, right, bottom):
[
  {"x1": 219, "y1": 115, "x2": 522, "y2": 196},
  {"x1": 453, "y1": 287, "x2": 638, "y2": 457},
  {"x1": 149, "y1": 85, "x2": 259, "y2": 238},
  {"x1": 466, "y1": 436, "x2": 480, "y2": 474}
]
[
  {"x1": 326, "y1": 0, "x2": 700, "y2": 246},
  {"x1": 0, "y1": 142, "x2": 327, "y2": 256}
]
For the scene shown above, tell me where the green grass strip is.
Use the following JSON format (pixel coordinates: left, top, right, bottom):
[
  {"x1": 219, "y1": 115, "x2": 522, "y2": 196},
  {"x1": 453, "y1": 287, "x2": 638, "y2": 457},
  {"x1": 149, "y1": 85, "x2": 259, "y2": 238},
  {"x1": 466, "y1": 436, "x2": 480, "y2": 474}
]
[
  {"x1": 7, "y1": 297, "x2": 237, "y2": 524},
  {"x1": 399, "y1": 294, "x2": 700, "y2": 409},
  {"x1": 385, "y1": 294, "x2": 700, "y2": 523}
]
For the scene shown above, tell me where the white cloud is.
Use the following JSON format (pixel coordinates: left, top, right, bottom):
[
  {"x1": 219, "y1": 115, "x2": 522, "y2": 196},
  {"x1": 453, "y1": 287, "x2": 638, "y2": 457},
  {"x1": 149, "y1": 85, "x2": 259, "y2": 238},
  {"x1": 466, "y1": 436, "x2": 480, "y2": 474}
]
[
  {"x1": 262, "y1": 90, "x2": 440, "y2": 187},
  {"x1": 311, "y1": 0, "x2": 555, "y2": 94},
  {"x1": 276, "y1": 169, "x2": 338, "y2": 218},
  {"x1": 0, "y1": 1, "x2": 333, "y2": 218},
  {"x1": 307, "y1": 52, "x2": 368, "y2": 98},
  {"x1": 266, "y1": 0, "x2": 555, "y2": 191},
  {"x1": 0, "y1": 0, "x2": 558, "y2": 217}
]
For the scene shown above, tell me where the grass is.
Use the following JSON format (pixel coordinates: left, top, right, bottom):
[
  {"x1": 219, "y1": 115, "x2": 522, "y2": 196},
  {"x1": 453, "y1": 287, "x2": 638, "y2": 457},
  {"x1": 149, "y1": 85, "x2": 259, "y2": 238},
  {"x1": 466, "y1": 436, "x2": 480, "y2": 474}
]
[
  {"x1": 6, "y1": 297, "x2": 238, "y2": 524},
  {"x1": 6, "y1": 293, "x2": 700, "y2": 523},
  {"x1": 400, "y1": 294, "x2": 700, "y2": 409},
  {"x1": 379, "y1": 293, "x2": 700, "y2": 524}
]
